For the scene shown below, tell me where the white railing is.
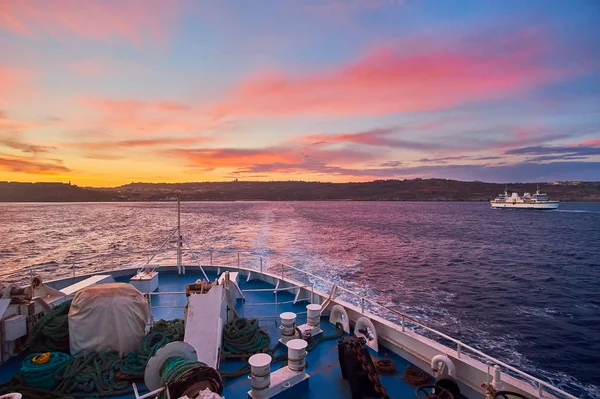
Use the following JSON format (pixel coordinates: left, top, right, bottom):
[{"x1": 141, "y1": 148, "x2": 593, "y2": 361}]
[
  {"x1": 42, "y1": 247, "x2": 577, "y2": 399},
  {"x1": 273, "y1": 262, "x2": 577, "y2": 399}
]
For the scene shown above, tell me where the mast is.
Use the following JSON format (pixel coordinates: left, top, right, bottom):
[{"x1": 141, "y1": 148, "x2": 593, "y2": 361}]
[{"x1": 177, "y1": 194, "x2": 182, "y2": 271}]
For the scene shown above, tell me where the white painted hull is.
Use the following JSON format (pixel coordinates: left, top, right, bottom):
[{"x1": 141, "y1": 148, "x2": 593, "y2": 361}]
[
  {"x1": 490, "y1": 202, "x2": 559, "y2": 209},
  {"x1": 35, "y1": 263, "x2": 572, "y2": 399}
]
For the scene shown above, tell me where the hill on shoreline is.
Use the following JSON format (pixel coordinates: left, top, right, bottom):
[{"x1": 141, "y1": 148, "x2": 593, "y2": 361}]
[{"x1": 1, "y1": 179, "x2": 599, "y2": 202}]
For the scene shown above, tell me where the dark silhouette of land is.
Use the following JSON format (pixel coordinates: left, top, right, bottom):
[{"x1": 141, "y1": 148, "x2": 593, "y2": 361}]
[{"x1": 1, "y1": 179, "x2": 599, "y2": 202}]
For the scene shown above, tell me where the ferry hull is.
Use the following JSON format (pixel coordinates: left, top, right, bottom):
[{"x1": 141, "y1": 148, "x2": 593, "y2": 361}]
[{"x1": 490, "y1": 202, "x2": 559, "y2": 209}]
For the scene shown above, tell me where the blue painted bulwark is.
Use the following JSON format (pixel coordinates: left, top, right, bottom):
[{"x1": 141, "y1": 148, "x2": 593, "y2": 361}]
[{"x1": 1, "y1": 270, "x2": 426, "y2": 398}]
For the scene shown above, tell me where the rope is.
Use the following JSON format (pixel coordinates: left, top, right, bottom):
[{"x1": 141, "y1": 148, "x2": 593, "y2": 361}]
[
  {"x1": 219, "y1": 320, "x2": 345, "y2": 380},
  {"x1": 222, "y1": 318, "x2": 270, "y2": 356},
  {"x1": 1, "y1": 318, "x2": 185, "y2": 398},
  {"x1": 0, "y1": 375, "x2": 72, "y2": 399},
  {"x1": 26, "y1": 300, "x2": 72, "y2": 353},
  {"x1": 371, "y1": 356, "x2": 396, "y2": 374},
  {"x1": 120, "y1": 319, "x2": 186, "y2": 378},
  {"x1": 158, "y1": 357, "x2": 223, "y2": 399},
  {"x1": 21, "y1": 352, "x2": 73, "y2": 390},
  {"x1": 55, "y1": 351, "x2": 129, "y2": 395},
  {"x1": 403, "y1": 364, "x2": 431, "y2": 386}
]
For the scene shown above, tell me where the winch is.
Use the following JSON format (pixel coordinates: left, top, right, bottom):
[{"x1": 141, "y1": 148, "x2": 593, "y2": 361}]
[{"x1": 143, "y1": 341, "x2": 223, "y2": 399}]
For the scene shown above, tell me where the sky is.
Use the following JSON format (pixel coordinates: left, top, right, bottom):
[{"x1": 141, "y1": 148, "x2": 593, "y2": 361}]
[{"x1": 0, "y1": 0, "x2": 599, "y2": 187}]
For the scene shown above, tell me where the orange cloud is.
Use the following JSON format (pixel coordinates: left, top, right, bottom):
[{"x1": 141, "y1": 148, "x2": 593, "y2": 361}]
[
  {"x1": 0, "y1": 153, "x2": 69, "y2": 175},
  {"x1": 167, "y1": 148, "x2": 295, "y2": 170},
  {"x1": 209, "y1": 30, "x2": 577, "y2": 119},
  {"x1": 0, "y1": 138, "x2": 56, "y2": 154},
  {"x1": 84, "y1": 98, "x2": 191, "y2": 114},
  {"x1": 0, "y1": 0, "x2": 182, "y2": 45},
  {"x1": 0, "y1": 116, "x2": 38, "y2": 135},
  {"x1": 166, "y1": 144, "x2": 379, "y2": 173}
]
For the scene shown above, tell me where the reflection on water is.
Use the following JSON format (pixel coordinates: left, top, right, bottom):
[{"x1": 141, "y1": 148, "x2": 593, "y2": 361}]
[{"x1": 0, "y1": 201, "x2": 599, "y2": 397}]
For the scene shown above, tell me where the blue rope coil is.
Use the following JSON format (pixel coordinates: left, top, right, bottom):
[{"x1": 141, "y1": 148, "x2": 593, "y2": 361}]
[{"x1": 21, "y1": 352, "x2": 73, "y2": 390}]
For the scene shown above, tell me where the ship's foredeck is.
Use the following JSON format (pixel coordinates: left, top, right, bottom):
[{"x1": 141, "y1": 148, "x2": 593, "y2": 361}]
[{"x1": 1, "y1": 269, "x2": 425, "y2": 399}]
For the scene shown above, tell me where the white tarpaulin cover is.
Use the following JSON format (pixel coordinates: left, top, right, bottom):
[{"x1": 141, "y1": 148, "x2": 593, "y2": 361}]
[{"x1": 68, "y1": 282, "x2": 149, "y2": 357}]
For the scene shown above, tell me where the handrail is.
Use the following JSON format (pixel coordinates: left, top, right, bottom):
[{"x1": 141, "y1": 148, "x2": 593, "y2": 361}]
[
  {"x1": 47, "y1": 248, "x2": 575, "y2": 399},
  {"x1": 276, "y1": 262, "x2": 577, "y2": 399}
]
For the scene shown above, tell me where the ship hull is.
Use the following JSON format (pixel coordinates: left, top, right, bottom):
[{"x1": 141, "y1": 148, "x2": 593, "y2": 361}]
[{"x1": 490, "y1": 202, "x2": 559, "y2": 209}]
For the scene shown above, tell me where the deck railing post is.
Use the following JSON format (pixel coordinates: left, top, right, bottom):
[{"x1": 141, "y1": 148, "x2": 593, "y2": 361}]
[
  {"x1": 260, "y1": 257, "x2": 263, "y2": 273},
  {"x1": 281, "y1": 264, "x2": 284, "y2": 280},
  {"x1": 457, "y1": 343, "x2": 461, "y2": 358},
  {"x1": 361, "y1": 297, "x2": 365, "y2": 313},
  {"x1": 72, "y1": 262, "x2": 75, "y2": 278},
  {"x1": 401, "y1": 317, "x2": 405, "y2": 332},
  {"x1": 538, "y1": 383, "x2": 544, "y2": 397},
  {"x1": 311, "y1": 282, "x2": 315, "y2": 304},
  {"x1": 210, "y1": 250, "x2": 213, "y2": 266},
  {"x1": 274, "y1": 290, "x2": 278, "y2": 321},
  {"x1": 237, "y1": 252, "x2": 240, "y2": 268}
]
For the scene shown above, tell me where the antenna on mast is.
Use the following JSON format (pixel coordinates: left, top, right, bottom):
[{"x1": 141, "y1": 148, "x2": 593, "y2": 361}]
[{"x1": 177, "y1": 194, "x2": 182, "y2": 272}]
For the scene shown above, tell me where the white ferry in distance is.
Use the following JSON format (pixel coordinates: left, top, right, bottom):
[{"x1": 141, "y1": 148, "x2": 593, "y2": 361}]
[{"x1": 491, "y1": 186, "x2": 559, "y2": 209}]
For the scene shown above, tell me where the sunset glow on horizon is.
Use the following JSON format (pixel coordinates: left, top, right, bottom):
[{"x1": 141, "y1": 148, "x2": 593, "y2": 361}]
[{"x1": 1, "y1": 0, "x2": 599, "y2": 187}]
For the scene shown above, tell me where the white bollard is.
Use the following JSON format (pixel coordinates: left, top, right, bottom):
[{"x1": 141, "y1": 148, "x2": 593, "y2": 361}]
[
  {"x1": 306, "y1": 304, "x2": 321, "y2": 328},
  {"x1": 287, "y1": 339, "x2": 308, "y2": 372},
  {"x1": 280, "y1": 312, "x2": 297, "y2": 338},
  {"x1": 249, "y1": 353, "x2": 272, "y2": 391},
  {"x1": 491, "y1": 365, "x2": 504, "y2": 390}
]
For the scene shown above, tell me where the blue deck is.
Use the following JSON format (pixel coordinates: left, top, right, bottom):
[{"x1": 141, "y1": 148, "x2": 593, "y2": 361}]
[{"x1": 1, "y1": 270, "x2": 425, "y2": 398}]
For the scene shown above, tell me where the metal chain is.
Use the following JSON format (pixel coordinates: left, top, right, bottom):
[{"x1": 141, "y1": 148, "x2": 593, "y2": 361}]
[{"x1": 349, "y1": 339, "x2": 390, "y2": 399}]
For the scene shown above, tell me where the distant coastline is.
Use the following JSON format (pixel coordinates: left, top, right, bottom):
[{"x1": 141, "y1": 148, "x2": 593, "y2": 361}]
[{"x1": 1, "y1": 179, "x2": 599, "y2": 202}]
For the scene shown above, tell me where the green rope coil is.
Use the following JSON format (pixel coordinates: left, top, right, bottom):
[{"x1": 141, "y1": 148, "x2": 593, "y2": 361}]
[
  {"x1": 159, "y1": 357, "x2": 205, "y2": 387},
  {"x1": 2, "y1": 318, "x2": 186, "y2": 398},
  {"x1": 151, "y1": 319, "x2": 185, "y2": 340},
  {"x1": 54, "y1": 351, "x2": 128, "y2": 395},
  {"x1": 120, "y1": 319, "x2": 186, "y2": 378},
  {"x1": 157, "y1": 357, "x2": 223, "y2": 399},
  {"x1": 21, "y1": 352, "x2": 73, "y2": 390},
  {"x1": 219, "y1": 320, "x2": 345, "y2": 380},
  {"x1": 222, "y1": 318, "x2": 270, "y2": 355},
  {"x1": 26, "y1": 300, "x2": 72, "y2": 353}
]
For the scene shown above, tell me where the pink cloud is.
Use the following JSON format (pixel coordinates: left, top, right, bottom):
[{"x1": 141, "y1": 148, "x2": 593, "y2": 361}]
[
  {"x1": 0, "y1": 0, "x2": 182, "y2": 45},
  {"x1": 209, "y1": 29, "x2": 579, "y2": 119},
  {"x1": 0, "y1": 67, "x2": 35, "y2": 106},
  {"x1": 164, "y1": 142, "x2": 380, "y2": 173},
  {"x1": 582, "y1": 139, "x2": 600, "y2": 146},
  {"x1": 68, "y1": 137, "x2": 215, "y2": 152},
  {"x1": 78, "y1": 97, "x2": 219, "y2": 136}
]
